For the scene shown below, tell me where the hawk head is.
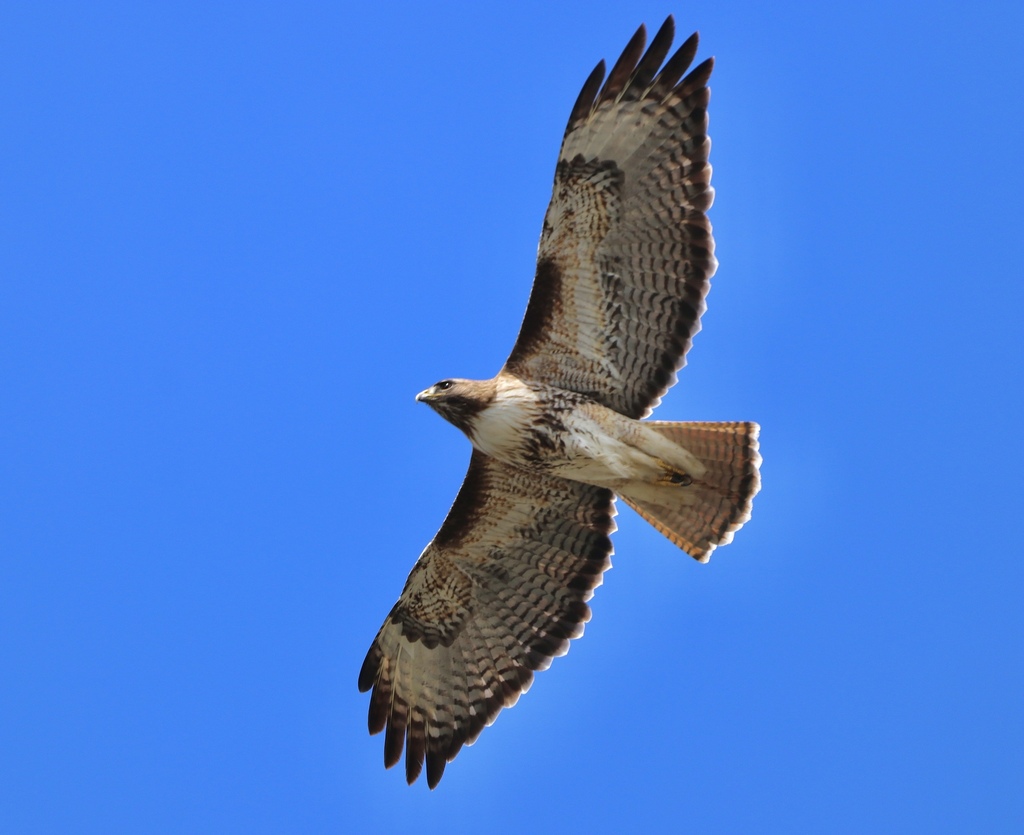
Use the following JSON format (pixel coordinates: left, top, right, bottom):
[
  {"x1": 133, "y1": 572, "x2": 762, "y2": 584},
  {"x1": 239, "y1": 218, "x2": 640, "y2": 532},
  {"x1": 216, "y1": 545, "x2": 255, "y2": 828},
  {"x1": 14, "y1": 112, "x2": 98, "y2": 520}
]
[{"x1": 416, "y1": 378, "x2": 495, "y2": 433}]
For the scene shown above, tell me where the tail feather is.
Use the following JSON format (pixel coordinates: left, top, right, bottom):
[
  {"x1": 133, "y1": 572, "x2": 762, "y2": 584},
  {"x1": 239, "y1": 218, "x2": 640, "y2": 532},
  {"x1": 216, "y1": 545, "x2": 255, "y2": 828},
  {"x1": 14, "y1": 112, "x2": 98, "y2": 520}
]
[{"x1": 619, "y1": 421, "x2": 761, "y2": 562}]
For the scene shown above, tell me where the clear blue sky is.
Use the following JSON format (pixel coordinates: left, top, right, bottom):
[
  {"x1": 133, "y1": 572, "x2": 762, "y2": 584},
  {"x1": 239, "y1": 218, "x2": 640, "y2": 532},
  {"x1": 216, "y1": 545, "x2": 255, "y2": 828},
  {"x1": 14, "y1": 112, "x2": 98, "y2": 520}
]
[{"x1": 3, "y1": 2, "x2": 1022, "y2": 832}]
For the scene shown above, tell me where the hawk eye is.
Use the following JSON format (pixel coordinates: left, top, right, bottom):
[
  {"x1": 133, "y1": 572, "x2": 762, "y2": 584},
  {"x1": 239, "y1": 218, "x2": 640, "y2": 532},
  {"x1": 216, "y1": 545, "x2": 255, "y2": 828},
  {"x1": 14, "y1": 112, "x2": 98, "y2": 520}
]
[{"x1": 435, "y1": 380, "x2": 453, "y2": 391}]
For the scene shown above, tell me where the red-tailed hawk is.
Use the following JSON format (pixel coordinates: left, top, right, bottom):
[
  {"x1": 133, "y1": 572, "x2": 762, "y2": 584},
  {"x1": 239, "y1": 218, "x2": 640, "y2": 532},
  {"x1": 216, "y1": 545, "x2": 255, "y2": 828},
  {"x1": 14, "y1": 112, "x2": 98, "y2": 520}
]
[{"x1": 359, "y1": 17, "x2": 761, "y2": 788}]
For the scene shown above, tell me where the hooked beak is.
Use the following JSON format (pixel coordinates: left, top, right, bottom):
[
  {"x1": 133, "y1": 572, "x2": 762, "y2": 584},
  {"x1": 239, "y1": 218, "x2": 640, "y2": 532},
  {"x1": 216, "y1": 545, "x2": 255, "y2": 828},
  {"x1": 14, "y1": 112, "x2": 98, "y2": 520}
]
[{"x1": 415, "y1": 388, "x2": 434, "y2": 403}]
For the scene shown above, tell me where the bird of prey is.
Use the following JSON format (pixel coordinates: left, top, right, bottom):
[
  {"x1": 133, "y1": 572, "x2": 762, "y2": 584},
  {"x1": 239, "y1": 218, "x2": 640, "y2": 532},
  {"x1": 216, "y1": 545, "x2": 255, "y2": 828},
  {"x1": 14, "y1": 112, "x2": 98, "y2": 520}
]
[{"x1": 359, "y1": 16, "x2": 761, "y2": 788}]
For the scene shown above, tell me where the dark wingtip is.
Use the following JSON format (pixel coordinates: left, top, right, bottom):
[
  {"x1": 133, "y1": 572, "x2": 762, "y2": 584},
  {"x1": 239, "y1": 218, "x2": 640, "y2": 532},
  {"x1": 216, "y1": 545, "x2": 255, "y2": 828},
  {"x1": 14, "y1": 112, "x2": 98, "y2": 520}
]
[
  {"x1": 628, "y1": 16, "x2": 675, "y2": 95},
  {"x1": 426, "y1": 752, "x2": 447, "y2": 789},
  {"x1": 598, "y1": 22, "x2": 647, "y2": 105},
  {"x1": 367, "y1": 684, "x2": 389, "y2": 735},
  {"x1": 682, "y1": 56, "x2": 715, "y2": 95},
  {"x1": 566, "y1": 58, "x2": 606, "y2": 132},
  {"x1": 357, "y1": 643, "x2": 378, "y2": 693},
  {"x1": 565, "y1": 18, "x2": 708, "y2": 133},
  {"x1": 405, "y1": 749, "x2": 423, "y2": 785},
  {"x1": 648, "y1": 30, "x2": 700, "y2": 99},
  {"x1": 383, "y1": 719, "x2": 404, "y2": 770}
]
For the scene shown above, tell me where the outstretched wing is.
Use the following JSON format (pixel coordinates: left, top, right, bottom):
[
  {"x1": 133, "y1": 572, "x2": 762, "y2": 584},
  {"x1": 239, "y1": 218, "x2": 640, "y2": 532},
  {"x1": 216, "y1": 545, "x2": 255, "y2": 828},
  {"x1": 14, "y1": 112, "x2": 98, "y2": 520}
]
[
  {"x1": 358, "y1": 451, "x2": 615, "y2": 788},
  {"x1": 504, "y1": 16, "x2": 717, "y2": 419}
]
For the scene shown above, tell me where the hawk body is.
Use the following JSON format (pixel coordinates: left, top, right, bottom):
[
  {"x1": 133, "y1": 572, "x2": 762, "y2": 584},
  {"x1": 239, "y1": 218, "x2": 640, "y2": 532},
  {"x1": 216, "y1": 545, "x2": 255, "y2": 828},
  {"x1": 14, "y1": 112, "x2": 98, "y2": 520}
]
[
  {"x1": 360, "y1": 17, "x2": 761, "y2": 788},
  {"x1": 422, "y1": 374, "x2": 705, "y2": 486}
]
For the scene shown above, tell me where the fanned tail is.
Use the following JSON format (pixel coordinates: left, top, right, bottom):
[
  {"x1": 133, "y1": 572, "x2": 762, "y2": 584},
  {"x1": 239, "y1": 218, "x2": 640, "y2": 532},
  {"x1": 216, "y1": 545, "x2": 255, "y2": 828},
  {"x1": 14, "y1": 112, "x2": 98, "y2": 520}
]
[{"x1": 619, "y1": 421, "x2": 761, "y2": 562}]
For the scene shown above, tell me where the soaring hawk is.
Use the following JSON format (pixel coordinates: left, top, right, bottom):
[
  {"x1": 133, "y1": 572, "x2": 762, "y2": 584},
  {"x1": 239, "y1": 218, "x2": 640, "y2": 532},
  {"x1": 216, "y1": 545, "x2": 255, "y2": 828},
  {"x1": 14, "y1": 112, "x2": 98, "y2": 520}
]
[{"x1": 359, "y1": 16, "x2": 761, "y2": 788}]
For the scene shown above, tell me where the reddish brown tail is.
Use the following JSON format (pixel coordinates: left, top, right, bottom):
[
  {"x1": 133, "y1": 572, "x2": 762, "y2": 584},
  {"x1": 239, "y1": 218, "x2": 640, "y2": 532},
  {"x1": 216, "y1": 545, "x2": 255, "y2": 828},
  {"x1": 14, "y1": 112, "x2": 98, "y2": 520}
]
[{"x1": 619, "y1": 421, "x2": 761, "y2": 562}]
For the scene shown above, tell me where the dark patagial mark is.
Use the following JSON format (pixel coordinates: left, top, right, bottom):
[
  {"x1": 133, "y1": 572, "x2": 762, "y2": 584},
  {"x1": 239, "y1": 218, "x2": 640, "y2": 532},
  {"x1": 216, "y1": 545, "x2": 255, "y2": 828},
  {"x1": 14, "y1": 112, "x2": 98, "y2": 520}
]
[
  {"x1": 505, "y1": 257, "x2": 563, "y2": 370},
  {"x1": 431, "y1": 452, "x2": 491, "y2": 550}
]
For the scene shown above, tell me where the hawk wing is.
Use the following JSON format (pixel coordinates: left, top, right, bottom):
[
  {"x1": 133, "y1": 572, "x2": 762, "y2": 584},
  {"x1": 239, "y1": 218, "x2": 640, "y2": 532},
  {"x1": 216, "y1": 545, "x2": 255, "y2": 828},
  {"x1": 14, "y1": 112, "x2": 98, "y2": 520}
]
[
  {"x1": 504, "y1": 16, "x2": 717, "y2": 419},
  {"x1": 358, "y1": 451, "x2": 615, "y2": 788}
]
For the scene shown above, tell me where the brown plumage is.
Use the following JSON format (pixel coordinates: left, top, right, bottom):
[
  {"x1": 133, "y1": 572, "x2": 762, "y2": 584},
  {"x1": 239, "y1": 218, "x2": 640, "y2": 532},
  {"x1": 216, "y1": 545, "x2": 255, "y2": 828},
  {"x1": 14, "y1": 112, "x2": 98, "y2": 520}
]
[
  {"x1": 359, "y1": 17, "x2": 761, "y2": 788},
  {"x1": 359, "y1": 453, "x2": 614, "y2": 787}
]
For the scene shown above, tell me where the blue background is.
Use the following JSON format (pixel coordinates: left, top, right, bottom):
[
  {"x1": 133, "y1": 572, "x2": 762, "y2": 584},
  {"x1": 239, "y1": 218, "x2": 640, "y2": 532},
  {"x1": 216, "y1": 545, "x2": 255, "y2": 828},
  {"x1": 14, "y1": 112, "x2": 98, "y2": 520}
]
[{"x1": 3, "y1": 2, "x2": 1022, "y2": 832}]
